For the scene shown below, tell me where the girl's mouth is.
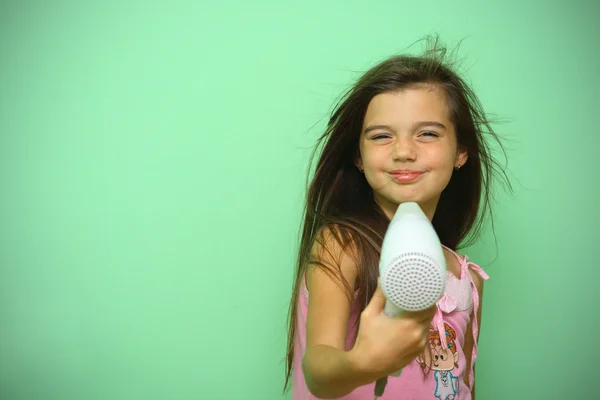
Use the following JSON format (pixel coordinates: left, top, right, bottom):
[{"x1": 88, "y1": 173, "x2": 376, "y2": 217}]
[{"x1": 389, "y1": 171, "x2": 424, "y2": 183}]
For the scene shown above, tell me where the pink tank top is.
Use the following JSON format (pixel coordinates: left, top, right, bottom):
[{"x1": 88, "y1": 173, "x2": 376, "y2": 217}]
[{"x1": 292, "y1": 246, "x2": 489, "y2": 400}]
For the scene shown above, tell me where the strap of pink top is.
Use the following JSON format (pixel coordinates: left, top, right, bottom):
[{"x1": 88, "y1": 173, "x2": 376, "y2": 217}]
[
  {"x1": 463, "y1": 256, "x2": 489, "y2": 389},
  {"x1": 432, "y1": 293, "x2": 458, "y2": 350}
]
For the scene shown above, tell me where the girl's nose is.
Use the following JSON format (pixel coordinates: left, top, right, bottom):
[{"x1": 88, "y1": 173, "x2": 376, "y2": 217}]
[{"x1": 392, "y1": 136, "x2": 417, "y2": 161}]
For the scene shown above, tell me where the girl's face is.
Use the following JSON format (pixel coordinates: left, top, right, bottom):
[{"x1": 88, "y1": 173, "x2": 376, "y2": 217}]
[{"x1": 357, "y1": 86, "x2": 468, "y2": 220}]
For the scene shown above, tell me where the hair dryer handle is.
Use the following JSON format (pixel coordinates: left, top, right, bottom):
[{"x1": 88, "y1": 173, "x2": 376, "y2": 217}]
[
  {"x1": 383, "y1": 300, "x2": 402, "y2": 318},
  {"x1": 383, "y1": 301, "x2": 404, "y2": 376}
]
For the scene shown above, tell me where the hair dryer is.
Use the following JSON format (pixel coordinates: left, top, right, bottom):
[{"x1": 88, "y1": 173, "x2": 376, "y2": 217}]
[
  {"x1": 373, "y1": 202, "x2": 446, "y2": 398},
  {"x1": 379, "y1": 202, "x2": 446, "y2": 316}
]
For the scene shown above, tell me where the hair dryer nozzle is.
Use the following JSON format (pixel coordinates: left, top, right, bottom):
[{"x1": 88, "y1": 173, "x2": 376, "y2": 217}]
[{"x1": 391, "y1": 201, "x2": 425, "y2": 221}]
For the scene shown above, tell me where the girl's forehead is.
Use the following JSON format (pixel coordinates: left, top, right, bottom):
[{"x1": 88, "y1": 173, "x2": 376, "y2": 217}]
[
  {"x1": 362, "y1": 88, "x2": 452, "y2": 128},
  {"x1": 367, "y1": 88, "x2": 449, "y2": 113}
]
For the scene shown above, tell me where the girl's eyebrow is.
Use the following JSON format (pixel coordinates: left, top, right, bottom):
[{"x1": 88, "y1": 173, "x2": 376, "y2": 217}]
[
  {"x1": 413, "y1": 121, "x2": 447, "y2": 130},
  {"x1": 363, "y1": 124, "x2": 394, "y2": 134},
  {"x1": 363, "y1": 121, "x2": 447, "y2": 134}
]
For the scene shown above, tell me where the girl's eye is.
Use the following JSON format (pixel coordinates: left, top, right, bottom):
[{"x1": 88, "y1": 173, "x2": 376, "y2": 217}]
[
  {"x1": 372, "y1": 134, "x2": 390, "y2": 140},
  {"x1": 421, "y1": 131, "x2": 439, "y2": 138}
]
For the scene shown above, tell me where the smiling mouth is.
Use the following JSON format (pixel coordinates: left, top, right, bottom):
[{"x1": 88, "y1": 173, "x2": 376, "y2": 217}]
[{"x1": 389, "y1": 171, "x2": 424, "y2": 183}]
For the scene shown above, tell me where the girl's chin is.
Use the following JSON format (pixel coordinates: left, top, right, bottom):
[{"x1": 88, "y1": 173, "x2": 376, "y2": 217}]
[
  {"x1": 375, "y1": 192, "x2": 439, "y2": 212},
  {"x1": 378, "y1": 193, "x2": 426, "y2": 205}
]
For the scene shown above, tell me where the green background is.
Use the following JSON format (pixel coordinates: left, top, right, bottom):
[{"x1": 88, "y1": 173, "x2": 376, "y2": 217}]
[{"x1": 1, "y1": 1, "x2": 597, "y2": 399}]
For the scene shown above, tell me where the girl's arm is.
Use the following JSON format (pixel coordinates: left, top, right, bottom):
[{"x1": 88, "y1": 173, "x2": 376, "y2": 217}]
[
  {"x1": 301, "y1": 227, "x2": 434, "y2": 398},
  {"x1": 301, "y1": 228, "x2": 368, "y2": 398}
]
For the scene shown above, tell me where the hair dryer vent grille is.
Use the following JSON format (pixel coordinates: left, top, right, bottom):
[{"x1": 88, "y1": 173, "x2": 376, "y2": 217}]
[{"x1": 380, "y1": 252, "x2": 445, "y2": 311}]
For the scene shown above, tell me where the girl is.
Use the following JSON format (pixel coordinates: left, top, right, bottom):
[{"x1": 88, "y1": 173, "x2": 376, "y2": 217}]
[{"x1": 284, "y1": 37, "x2": 510, "y2": 400}]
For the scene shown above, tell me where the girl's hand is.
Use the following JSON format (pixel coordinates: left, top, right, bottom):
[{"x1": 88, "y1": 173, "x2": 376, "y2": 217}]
[{"x1": 349, "y1": 280, "x2": 437, "y2": 378}]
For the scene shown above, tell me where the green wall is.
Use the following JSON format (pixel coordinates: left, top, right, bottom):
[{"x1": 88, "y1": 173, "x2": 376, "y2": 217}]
[{"x1": 1, "y1": 1, "x2": 597, "y2": 399}]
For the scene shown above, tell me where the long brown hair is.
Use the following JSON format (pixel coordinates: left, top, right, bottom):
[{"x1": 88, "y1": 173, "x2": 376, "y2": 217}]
[{"x1": 283, "y1": 35, "x2": 512, "y2": 392}]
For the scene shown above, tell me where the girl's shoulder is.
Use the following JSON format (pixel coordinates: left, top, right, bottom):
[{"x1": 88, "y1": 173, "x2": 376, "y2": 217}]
[
  {"x1": 306, "y1": 224, "x2": 360, "y2": 292},
  {"x1": 311, "y1": 224, "x2": 361, "y2": 263}
]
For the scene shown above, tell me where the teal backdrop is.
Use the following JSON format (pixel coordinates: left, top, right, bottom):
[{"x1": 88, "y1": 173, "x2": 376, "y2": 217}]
[{"x1": 1, "y1": 1, "x2": 598, "y2": 399}]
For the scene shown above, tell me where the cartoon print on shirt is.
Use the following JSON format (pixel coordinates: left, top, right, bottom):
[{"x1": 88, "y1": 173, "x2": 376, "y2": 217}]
[{"x1": 416, "y1": 323, "x2": 460, "y2": 400}]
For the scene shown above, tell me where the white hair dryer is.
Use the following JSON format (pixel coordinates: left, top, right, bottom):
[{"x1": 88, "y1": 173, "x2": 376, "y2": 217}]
[
  {"x1": 373, "y1": 202, "x2": 447, "y2": 398},
  {"x1": 379, "y1": 202, "x2": 446, "y2": 316}
]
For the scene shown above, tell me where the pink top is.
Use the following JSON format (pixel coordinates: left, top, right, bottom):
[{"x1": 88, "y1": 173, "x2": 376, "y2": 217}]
[{"x1": 292, "y1": 246, "x2": 489, "y2": 400}]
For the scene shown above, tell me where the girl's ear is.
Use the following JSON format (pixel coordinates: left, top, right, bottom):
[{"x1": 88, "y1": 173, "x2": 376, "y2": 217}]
[
  {"x1": 355, "y1": 157, "x2": 363, "y2": 172},
  {"x1": 456, "y1": 147, "x2": 468, "y2": 169}
]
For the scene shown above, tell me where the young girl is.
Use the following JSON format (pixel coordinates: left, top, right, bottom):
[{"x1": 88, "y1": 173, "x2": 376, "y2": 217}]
[{"x1": 284, "y1": 37, "x2": 510, "y2": 400}]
